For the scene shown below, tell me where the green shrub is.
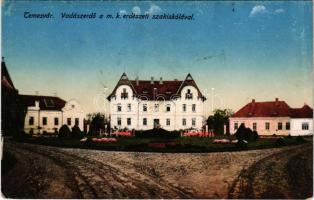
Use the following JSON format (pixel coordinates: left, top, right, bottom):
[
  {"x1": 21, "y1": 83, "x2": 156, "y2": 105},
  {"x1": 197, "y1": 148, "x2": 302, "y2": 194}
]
[
  {"x1": 234, "y1": 124, "x2": 259, "y2": 141},
  {"x1": 71, "y1": 125, "x2": 85, "y2": 139},
  {"x1": 275, "y1": 137, "x2": 286, "y2": 146},
  {"x1": 58, "y1": 125, "x2": 71, "y2": 139},
  {"x1": 296, "y1": 135, "x2": 306, "y2": 143},
  {"x1": 236, "y1": 139, "x2": 248, "y2": 148}
]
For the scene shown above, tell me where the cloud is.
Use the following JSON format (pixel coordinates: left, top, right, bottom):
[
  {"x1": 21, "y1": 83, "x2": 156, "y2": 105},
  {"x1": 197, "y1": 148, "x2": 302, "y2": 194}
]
[
  {"x1": 274, "y1": 8, "x2": 285, "y2": 14},
  {"x1": 119, "y1": 10, "x2": 127, "y2": 15},
  {"x1": 250, "y1": 5, "x2": 267, "y2": 17},
  {"x1": 145, "y1": 5, "x2": 162, "y2": 15},
  {"x1": 132, "y1": 6, "x2": 141, "y2": 15}
]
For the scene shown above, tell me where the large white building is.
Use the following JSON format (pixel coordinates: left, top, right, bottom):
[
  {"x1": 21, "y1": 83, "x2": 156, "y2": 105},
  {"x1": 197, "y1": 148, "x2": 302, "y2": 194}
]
[
  {"x1": 229, "y1": 98, "x2": 313, "y2": 136},
  {"x1": 107, "y1": 73, "x2": 207, "y2": 131},
  {"x1": 20, "y1": 95, "x2": 85, "y2": 134}
]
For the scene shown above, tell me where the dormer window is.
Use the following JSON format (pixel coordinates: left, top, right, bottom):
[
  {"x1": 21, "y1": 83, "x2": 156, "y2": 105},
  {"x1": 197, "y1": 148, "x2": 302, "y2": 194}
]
[
  {"x1": 121, "y1": 88, "x2": 128, "y2": 99},
  {"x1": 185, "y1": 89, "x2": 193, "y2": 99}
]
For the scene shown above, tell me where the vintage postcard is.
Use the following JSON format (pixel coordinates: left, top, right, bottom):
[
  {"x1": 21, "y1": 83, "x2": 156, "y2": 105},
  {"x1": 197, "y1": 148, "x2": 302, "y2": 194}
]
[{"x1": 1, "y1": 0, "x2": 313, "y2": 199}]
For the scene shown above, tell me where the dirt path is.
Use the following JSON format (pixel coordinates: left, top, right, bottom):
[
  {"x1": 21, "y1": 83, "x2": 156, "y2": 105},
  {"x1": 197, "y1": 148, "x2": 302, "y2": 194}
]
[
  {"x1": 2, "y1": 140, "x2": 312, "y2": 199},
  {"x1": 228, "y1": 143, "x2": 313, "y2": 199}
]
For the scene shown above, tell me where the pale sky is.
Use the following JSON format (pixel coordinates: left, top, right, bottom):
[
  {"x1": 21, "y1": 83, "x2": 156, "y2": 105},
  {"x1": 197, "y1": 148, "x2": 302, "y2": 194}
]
[{"x1": 2, "y1": 1, "x2": 313, "y2": 116}]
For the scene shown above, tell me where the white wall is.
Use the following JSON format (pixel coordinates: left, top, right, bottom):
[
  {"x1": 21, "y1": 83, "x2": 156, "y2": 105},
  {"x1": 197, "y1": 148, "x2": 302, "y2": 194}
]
[
  {"x1": 62, "y1": 99, "x2": 85, "y2": 131},
  {"x1": 290, "y1": 118, "x2": 313, "y2": 136},
  {"x1": 229, "y1": 117, "x2": 291, "y2": 135},
  {"x1": 24, "y1": 99, "x2": 85, "y2": 134},
  {"x1": 109, "y1": 85, "x2": 205, "y2": 131}
]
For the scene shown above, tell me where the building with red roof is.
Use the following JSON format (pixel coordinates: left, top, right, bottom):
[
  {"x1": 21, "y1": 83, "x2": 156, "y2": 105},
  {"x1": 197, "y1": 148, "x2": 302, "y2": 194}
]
[
  {"x1": 230, "y1": 98, "x2": 313, "y2": 136},
  {"x1": 107, "y1": 73, "x2": 206, "y2": 131}
]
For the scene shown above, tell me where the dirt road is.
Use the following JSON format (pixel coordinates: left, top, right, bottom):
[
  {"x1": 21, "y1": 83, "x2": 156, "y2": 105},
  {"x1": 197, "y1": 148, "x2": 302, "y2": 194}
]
[{"x1": 2, "y1": 140, "x2": 312, "y2": 199}]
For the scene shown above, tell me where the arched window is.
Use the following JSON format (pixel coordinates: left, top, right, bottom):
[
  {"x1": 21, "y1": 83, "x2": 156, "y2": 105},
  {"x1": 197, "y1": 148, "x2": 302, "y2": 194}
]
[
  {"x1": 185, "y1": 89, "x2": 193, "y2": 99},
  {"x1": 121, "y1": 88, "x2": 128, "y2": 99}
]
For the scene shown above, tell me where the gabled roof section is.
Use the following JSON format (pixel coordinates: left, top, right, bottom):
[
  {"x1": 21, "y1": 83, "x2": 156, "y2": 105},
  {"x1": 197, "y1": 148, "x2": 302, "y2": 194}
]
[
  {"x1": 1, "y1": 58, "x2": 17, "y2": 91},
  {"x1": 19, "y1": 94, "x2": 66, "y2": 111},
  {"x1": 176, "y1": 73, "x2": 205, "y2": 100},
  {"x1": 232, "y1": 98, "x2": 313, "y2": 118},
  {"x1": 107, "y1": 73, "x2": 137, "y2": 100},
  {"x1": 290, "y1": 104, "x2": 313, "y2": 118}
]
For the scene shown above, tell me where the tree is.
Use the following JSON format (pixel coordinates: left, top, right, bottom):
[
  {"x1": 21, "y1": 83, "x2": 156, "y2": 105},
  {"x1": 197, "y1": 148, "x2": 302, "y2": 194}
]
[
  {"x1": 87, "y1": 112, "x2": 107, "y2": 135},
  {"x1": 207, "y1": 109, "x2": 234, "y2": 135}
]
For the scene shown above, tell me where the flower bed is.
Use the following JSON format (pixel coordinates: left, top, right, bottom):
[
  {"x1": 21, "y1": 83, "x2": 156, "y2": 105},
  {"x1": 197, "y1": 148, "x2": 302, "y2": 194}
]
[
  {"x1": 92, "y1": 137, "x2": 117, "y2": 143},
  {"x1": 183, "y1": 132, "x2": 212, "y2": 137},
  {"x1": 111, "y1": 131, "x2": 132, "y2": 137}
]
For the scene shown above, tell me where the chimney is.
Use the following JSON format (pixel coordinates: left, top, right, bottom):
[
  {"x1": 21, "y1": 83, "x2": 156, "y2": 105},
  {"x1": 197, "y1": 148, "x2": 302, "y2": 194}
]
[
  {"x1": 159, "y1": 77, "x2": 163, "y2": 84},
  {"x1": 275, "y1": 98, "x2": 279, "y2": 106},
  {"x1": 174, "y1": 78, "x2": 178, "y2": 81},
  {"x1": 252, "y1": 99, "x2": 255, "y2": 103},
  {"x1": 35, "y1": 100, "x2": 40, "y2": 108},
  {"x1": 150, "y1": 76, "x2": 154, "y2": 84},
  {"x1": 135, "y1": 76, "x2": 139, "y2": 86}
]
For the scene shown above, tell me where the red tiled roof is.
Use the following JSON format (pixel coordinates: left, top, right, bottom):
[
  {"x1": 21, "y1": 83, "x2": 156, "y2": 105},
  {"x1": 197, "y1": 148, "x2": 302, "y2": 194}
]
[
  {"x1": 233, "y1": 99, "x2": 313, "y2": 118},
  {"x1": 290, "y1": 105, "x2": 313, "y2": 118},
  {"x1": 107, "y1": 73, "x2": 206, "y2": 101},
  {"x1": 19, "y1": 94, "x2": 66, "y2": 111},
  {"x1": 129, "y1": 80, "x2": 183, "y2": 100}
]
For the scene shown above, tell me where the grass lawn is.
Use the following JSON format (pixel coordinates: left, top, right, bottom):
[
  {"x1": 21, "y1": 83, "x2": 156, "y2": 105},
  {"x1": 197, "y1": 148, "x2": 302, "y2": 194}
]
[{"x1": 12, "y1": 134, "x2": 311, "y2": 153}]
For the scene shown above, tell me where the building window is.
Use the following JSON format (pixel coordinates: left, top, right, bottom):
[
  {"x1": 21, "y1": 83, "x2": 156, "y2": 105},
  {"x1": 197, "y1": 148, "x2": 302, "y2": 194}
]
[
  {"x1": 75, "y1": 118, "x2": 79, "y2": 126},
  {"x1": 182, "y1": 118, "x2": 186, "y2": 126},
  {"x1": 302, "y1": 122, "x2": 309, "y2": 130},
  {"x1": 143, "y1": 118, "x2": 147, "y2": 126},
  {"x1": 183, "y1": 104, "x2": 186, "y2": 112},
  {"x1": 67, "y1": 118, "x2": 71, "y2": 126},
  {"x1": 192, "y1": 104, "x2": 196, "y2": 112},
  {"x1": 278, "y1": 122, "x2": 282, "y2": 130},
  {"x1": 234, "y1": 123, "x2": 238, "y2": 130},
  {"x1": 117, "y1": 117, "x2": 121, "y2": 126},
  {"x1": 154, "y1": 103, "x2": 159, "y2": 112},
  {"x1": 121, "y1": 88, "x2": 128, "y2": 99},
  {"x1": 166, "y1": 118, "x2": 170, "y2": 126},
  {"x1": 265, "y1": 122, "x2": 270, "y2": 130},
  {"x1": 166, "y1": 104, "x2": 171, "y2": 112},
  {"x1": 127, "y1": 104, "x2": 131, "y2": 112},
  {"x1": 143, "y1": 104, "x2": 147, "y2": 112},
  {"x1": 54, "y1": 117, "x2": 59, "y2": 126},
  {"x1": 42, "y1": 117, "x2": 47, "y2": 126},
  {"x1": 117, "y1": 104, "x2": 122, "y2": 112},
  {"x1": 253, "y1": 123, "x2": 257, "y2": 131},
  {"x1": 192, "y1": 118, "x2": 196, "y2": 127},
  {"x1": 286, "y1": 122, "x2": 290, "y2": 130},
  {"x1": 127, "y1": 118, "x2": 131, "y2": 126},
  {"x1": 185, "y1": 89, "x2": 193, "y2": 99},
  {"x1": 29, "y1": 116, "x2": 34, "y2": 125}
]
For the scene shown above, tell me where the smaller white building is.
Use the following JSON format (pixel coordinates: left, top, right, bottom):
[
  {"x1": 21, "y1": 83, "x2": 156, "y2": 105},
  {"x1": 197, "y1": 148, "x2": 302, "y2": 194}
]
[
  {"x1": 19, "y1": 95, "x2": 85, "y2": 134},
  {"x1": 290, "y1": 105, "x2": 313, "y2": 136}
]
